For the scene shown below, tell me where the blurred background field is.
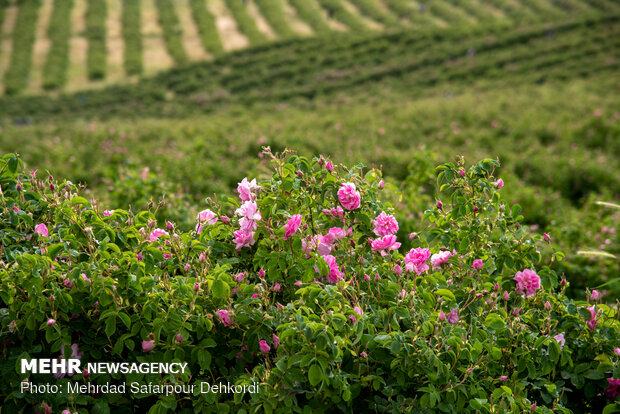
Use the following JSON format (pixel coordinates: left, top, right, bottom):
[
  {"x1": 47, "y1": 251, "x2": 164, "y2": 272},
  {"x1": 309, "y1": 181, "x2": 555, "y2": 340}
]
[{"x1": 0, "y1": 0, "x2": 618, "y2": 299}]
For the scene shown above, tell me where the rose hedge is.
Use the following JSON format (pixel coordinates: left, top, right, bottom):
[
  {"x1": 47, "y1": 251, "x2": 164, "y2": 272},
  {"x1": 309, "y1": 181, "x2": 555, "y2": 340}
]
[{"x1": 0, "y1": 151, "x2": 619, "y2": 413}]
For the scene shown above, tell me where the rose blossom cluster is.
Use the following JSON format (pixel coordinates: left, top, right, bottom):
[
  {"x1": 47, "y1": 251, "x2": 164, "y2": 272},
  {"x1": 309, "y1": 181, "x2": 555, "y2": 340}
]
[
  {"x1": 233, "y1": 177, "x2": 261, "y2": 250},
  {"x1": 369, "y1": 212, "x2": 400, "y2": 256},
  {"x1": 513, "y1": 269, "x2": 541, "y2": 298},
  {"x1": 302, "y1": 227, "x2": 348, "y2": 257}
]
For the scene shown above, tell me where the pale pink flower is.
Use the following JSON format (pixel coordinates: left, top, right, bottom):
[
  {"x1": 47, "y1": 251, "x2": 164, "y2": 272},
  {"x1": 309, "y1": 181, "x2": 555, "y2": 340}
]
[
  {"x1": 259, "y1": 340, "x2": 271, "y2": 354},
  {"x1": 553, "y1": 333, "x2": 565, "y2": 349},
  {"x1": 216, "y1": 309, "x2": 232, "y2": 327},
  {"x1": 294, "y1": 281, "x2": 302, "y2": 286},
  {"x1": 513, "y1": 269, "x2": 541, "y2": 298},
  {"x1": 35, "y1": 223, "x2": 49, "y2": 238},
  {"x1": 142, "y1": 340, "x2": 155, "y2": 352},
  {"x1": 370, "y1": 235, "x2": 401, "y2": 256},
  {"x1": 272, "y1": 334, "x2": 280, "y2": 349},
  {"x1": 499, "y1": 376, "x2": 508, "y2": 382},
  {"x1": 196, "y1": 209, "x2": 218, "y2": 233},
  {"x1": 149, "y1": 228, "x2": 169, "y2": 242},
  {"x1": 373, "y1": 212, "x2": 399, "y2": 237},
  {"x1": 394, "y1": 264, "x2": 402, "y2": 275},
  {"x1": 235, "y1": 201, "x2": 261, "y2": 222},
  {"x1": 591, "y1": 289, "x2": 599, "y2": 300},
  {"x1": 431, "y1": 250, "x2": 454, "y2": 269},
  {"x1": 238, "y1": 217, "x2": 257, "y2": 232},
  {"x1": 283, "y1": 215, "x2": 302, "y2": 240},
  {"x1": 338, "y1": 182, "x2": 361, "y2": 210},
  {"x1": 472, "y1": 259, "x2": 484, "y2": 270},
  {"x1": 103, "y1": 210, "x2": 114, "y2": 217},
  {"x1": 447, "y1": 309, "x2": 458, "y2": 324},
  {"x1": 353, "y1": 306, "x2": 363, "y2": 316},
  {"x1": 614, "y1": 348, "x2": 620, "y2": 356},
  {"x1": 324, "y1": 255, "x2": 343, "y2": 283},
  {"x1": 237, "y1": 177, "x2": 259, "y2": 201},
  {"x1": 233, "y1": 230, "x2": 255, "y2": 250},
  {"x1": 404, "y1": 248, "x2": 431, "y2": 275}
]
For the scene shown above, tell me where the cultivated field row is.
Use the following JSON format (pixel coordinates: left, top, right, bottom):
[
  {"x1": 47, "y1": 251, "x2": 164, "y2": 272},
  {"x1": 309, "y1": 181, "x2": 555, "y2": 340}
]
[{"x1": 0, "y1": 0, "x2": 616, "y2": 95}]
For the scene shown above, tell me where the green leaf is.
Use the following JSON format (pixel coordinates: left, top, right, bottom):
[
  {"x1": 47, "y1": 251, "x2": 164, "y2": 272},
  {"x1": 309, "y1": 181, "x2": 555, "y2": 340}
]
[
  {"x1": 118, "y1": 312, "x2": 131, "y2": 330},
  {"x1": 436, "y1": 289, "x2": 455, "y2": 302},
  {"x1": 212, "y1": 280, "x2": 230, "y2": 299},
  {"x1": 71, "y1": 196, "x2": 89, "y2": 206},
  {"x1": 308, "y1": 364, "x2": 323, "y2": 386},
  {"x1": 105, "y1": 317, "x2": 116, "y2": 337}
]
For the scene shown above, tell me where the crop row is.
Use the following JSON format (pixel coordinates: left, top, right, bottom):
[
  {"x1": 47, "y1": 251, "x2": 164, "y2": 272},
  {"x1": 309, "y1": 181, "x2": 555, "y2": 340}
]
[
  {"x1": 316, "y1": 0, "x2": 370, "y2": 32},
  {"x1": 155, "y1": 0, "x2": 188, "y2": 65},
  {"x1": 350, "y1": 0, "x2": 401, "y2": 28},
  {"x1": 255, "y1": 0, "x2": 297, "y2": 38},
  {"x1": 224, "y1": 0, "x2": 268, "y2": 45},
  {"x1": 189, "y1": 0, "x2": 224, "y2": 56},
  {"x1": 3, "y1": 0, "x2": 40, "y2": 95},
  {"x1": 85, "y1": 0, "x2": 107, "y2": 80},
  {"x1": 42, "y1": 0, "x2": 73, "y2": 89},
  {"x1": 122, "y1": 0, "x2": 143, "y2": 75},
  {"x1": 288, "y1": 0, "x2": 332, "y2": 35},
  {"x1": 0, "y1": 14, "x2": 616, "y2": 119}
]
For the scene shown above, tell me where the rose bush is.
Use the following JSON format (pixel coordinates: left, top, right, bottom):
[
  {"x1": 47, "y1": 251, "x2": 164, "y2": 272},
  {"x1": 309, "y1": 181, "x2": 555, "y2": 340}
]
[{"x1": 0, "y1": 151, "x2": 619, "y2": 413}]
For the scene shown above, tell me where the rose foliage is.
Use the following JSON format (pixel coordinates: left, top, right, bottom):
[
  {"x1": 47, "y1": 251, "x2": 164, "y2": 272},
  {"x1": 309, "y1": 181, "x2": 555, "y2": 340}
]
[{"x1": 0, "y1": 151, "x2": 619, "y2": 413}]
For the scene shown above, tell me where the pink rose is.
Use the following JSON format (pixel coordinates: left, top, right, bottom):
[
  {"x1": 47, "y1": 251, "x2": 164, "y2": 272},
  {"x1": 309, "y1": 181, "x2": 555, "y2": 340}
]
[
  {"x1": 430, "y1": 250, "x2": 454, "y2": 269},
  {"x1": 149, "y1": 228, "x2": 169, "y2": 242},
  {"x1": 35, "y1": 223, "x2": 49, "y2": 238},
  {"x1": 142, "y1": 340, "x2": 155, "y2": 352},
  {"x1": 283, "y1": 215, "x2": 302, "y2": 240},
  {"x1": 233, "y1": 230, "x2": 255, "y2": 250},
  {"x1": 553, "y1": 333, "x2": 565, "y2": 349},
  {"x1": 472, "y1": 259, "x2": 484, "y2": 270},
  {"x1": 586, "y1": 306, "x2": 599, "y2": 331},
  {"x1": 591, "y1": 289, "x2": 599, "y2": 300},
  {"x1": 604, "y1": 378, "x2": 620, "y2": 399},
  {"x1": 614, "y1": 348, "x2": 620, "y2": 356},
  {"x1": 513, "y1": 269, "x2": 541, "y2": 298},
  {"x1": 447, "y1": 309, "x2": 458, "y2": 324},
  {"x1": 337, "y1": 182, "x2": 361, "y2": 210},
  {"x1": 369, "y1": 235, "x2": 401, "y2": 256},
  {"x1": 325, "y1": 161, "x2": 334, "y2": 172},
  {"x1": 235, "y1": 201, "x2": 262, "y2": 222},
  {"x1": 373, "y1": 212, "x2": 399, "y2": 237},
  {"x1": 237, "y1": 177, "x2": 259, "y2": 202},
  {"x1": 494, "y1": 178, "x2": 504, "y2": 188},
  {"x1": 404, "y1": 248, "x2": 431, "y2": 275},
  {"x1": 324, "y1": 255, "x2": 343, "y2": 284},
  {"x1": 216, "y1": 309, "x2": 232, "y2": 327},
  {"x1": 259, "y1": 340, "x2": 271, "y2": 354},
  {"x1": 47, "y1": 319, "x2": 55, "y2": 327},
  {"x1": 103, "y1": 210, "x2": 114, "y2": 217},
  {"x1": 196, "y1": 209, "x2": 218, "y2": 233}
]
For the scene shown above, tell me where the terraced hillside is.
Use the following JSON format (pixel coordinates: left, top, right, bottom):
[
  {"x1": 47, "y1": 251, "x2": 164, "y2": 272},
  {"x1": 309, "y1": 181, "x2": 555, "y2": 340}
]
[
  {"x1": 0, "y1": 0, "x2": 617, "y2": 95},
  {"x1": 1, "y1": 14, "x2": 617, "y2": 120}
]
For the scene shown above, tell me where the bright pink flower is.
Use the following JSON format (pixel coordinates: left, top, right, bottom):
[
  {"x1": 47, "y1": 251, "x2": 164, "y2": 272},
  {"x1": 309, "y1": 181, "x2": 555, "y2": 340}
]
[
  {"x1": 553, "y1": 333, "x2": 565, "y2": 349},
  {"x1": 194, "y1": 282, "x2": 199, "y2": 292},
  {"x1": 472, "y1": 259, "x2": 484, "y2": 270},
  {"x1": 62, "y1": 410, "x2": 71, "y2": 414},
  {"x1": 459, "y1": 169, "x2": 466, "y2": 177},
  {"x1": 272, "y1": 334, "x2": 280, "y2": 349},
  {"x1": 360, "y1": 351, "x2": 368, "y2": 358},
  {"x1": 196, "y1": 209, "x2": 218, "y2": 233},
  {"x1": 216, "y1": 309, "x2": 232, "y2": 327},
  {"x1": 283, "y1": 215, "x2": 302, "y2": 240},
  {"x1": 394, "y1": 264, "x2": 402, "y2": 275},
  {"x1": 499, "y1": 376, "x2": 508, "y2": 382},
  {"x1": 47, "y1": 319, "x2": 55, "y2": 327},
  {"x1": 604, "y1": 378, "x2": 620, "y2": 398},
  {"x1": 544, "y1": 301, "x2": 551, "y2": 310},
  {"x1": 591, "y1": 289, "x2": 599, "y2": 300},
  {"x1": 404, "y1": 248, "x2": 431, "y2": 275},
  {"x1": 378, "y1": 180, "x2": 384, "y2": 189},
  {"x1": 103, "y1": 210, "x2": 114, "y2": 217},
  {"x1": 325, "y1": 161, "x2": 334, "y2": 172},
  {"x1": 513, "y1": 269, "x2": 541, "y2": 298},
  {"x1": 142, "y1": 340, "x2": 155, "y2": 352},
  {"x1": 137, "y1": 252, "x2": 143, "y2": 261},
  {"x1": 447, "y1": 309, "x2": 458, "y2": 324},
  {"x1": 364, "y1": 274, "x2": 370, "y2": 281},
  {"x1": 259, "y1": 340, "x2": 271, "y2": 354},
  {"x1": 438, "y1": 311, "x2": 445, "y2": 321},
  {"x1": 436, "y1": 200, "x2": 443, "y2": 209},
  {"x1": 35, "y1": 224, "x2": 49, "y2": 238},
  {"x1": 272, "y1": 283, "x2": 280, "y2": 292},
  {"x1": 614, "y1": 348, "x2": 620, "y2": 356},
  {"x1": 258, "y1": 268, "x2": 265, "y2": 278},
  {"x1": 294, "y1": 281, "x2": 302, "y2": 286},
  {"x1": 237, "y1": 177, "x2": 258, "y2": 201},
  {"x1": 543, "y1": 233, "x2": 550, "y2": 241},
  {"x1": 353, "y1": 306, "x2": 363, "y2": 316},
  {"x1": 338, "y1": 182, "x2": 361, "y2": 210},
  {"x1": 324, "y1": 255, "x2": 343, "y2": 283},
  {"x1": 431, "y1": 250, "x2": 454, "y2": 269},
  {"x1": 233, "y1": 230, "x2": 255, "y2": 250},
  {"x1": 373, "y1": 212, "x2": 399, "y2": 237},
  {"x1": 587, "y1": 306, "x2": 599, "y2": 331},
  {"x1": 370, "y1": 235, "x2": 401, "y2": 256},
  {"x1": 149, "y1": 228, "x2": 169, "y2": 242},
  {"x1": 494, "y1": 178, "x2": 504, "y2": 188}
]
